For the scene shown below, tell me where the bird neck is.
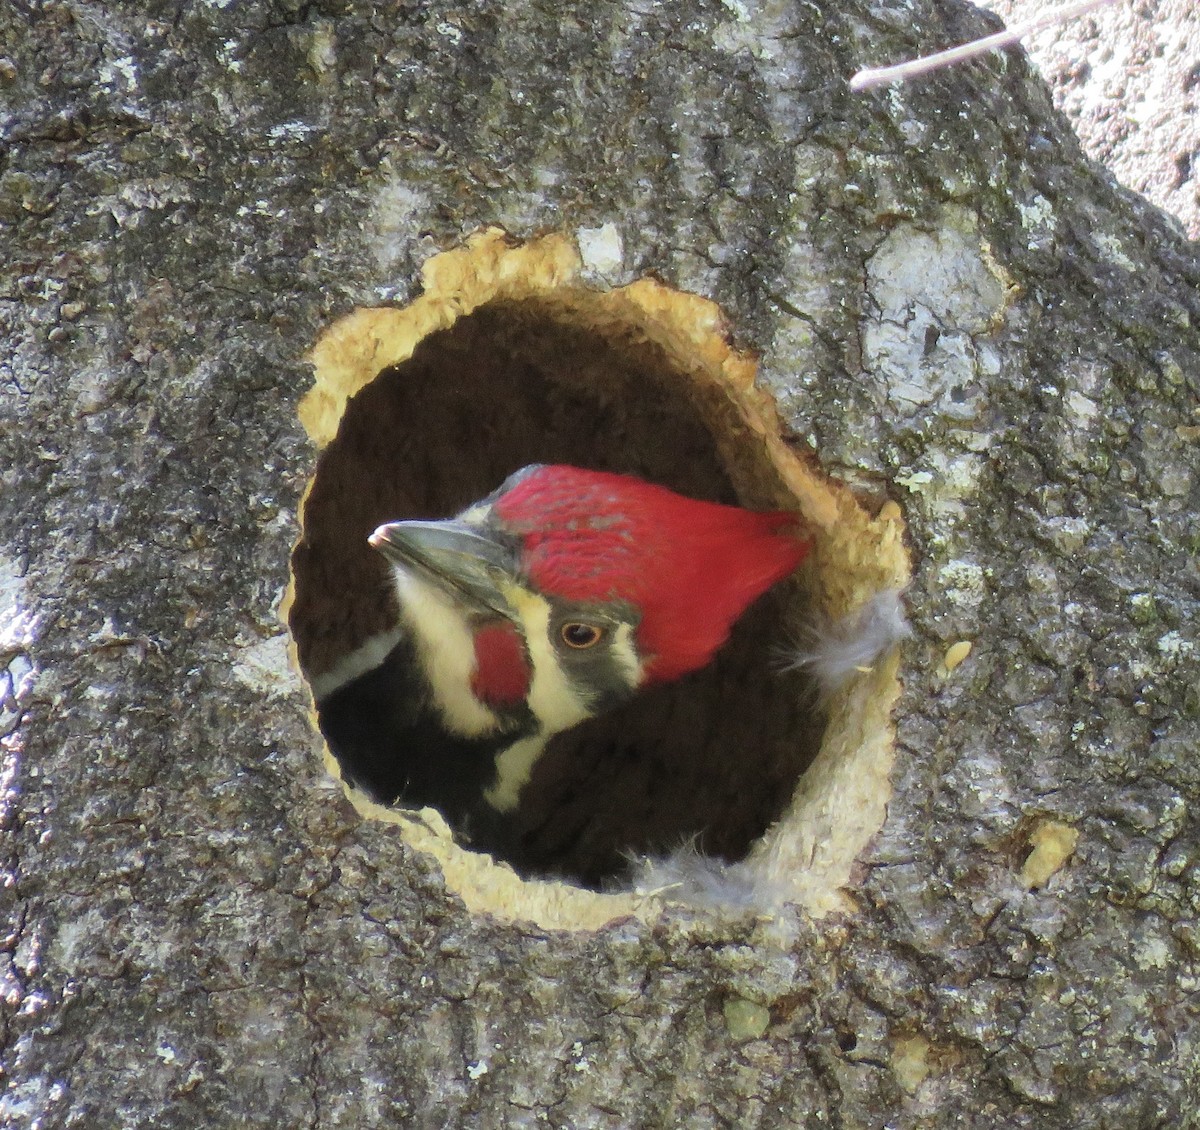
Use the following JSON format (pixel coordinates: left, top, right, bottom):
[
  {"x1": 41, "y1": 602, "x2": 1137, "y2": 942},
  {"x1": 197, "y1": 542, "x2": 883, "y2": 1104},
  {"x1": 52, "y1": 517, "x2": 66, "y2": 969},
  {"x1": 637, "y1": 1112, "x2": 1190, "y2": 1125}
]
[
  {"x1": 318, "y1": 572, "x2": 606, "y2": 830},
  {"x1": 315, "y1": 635, "x2": 518, "y2": 820},
  {"x1": 390, "y1": 567, "x2": 509, "y2": 737},
  {"x1": 483, "y1": 730, "x2": 551, "y2": 813}
]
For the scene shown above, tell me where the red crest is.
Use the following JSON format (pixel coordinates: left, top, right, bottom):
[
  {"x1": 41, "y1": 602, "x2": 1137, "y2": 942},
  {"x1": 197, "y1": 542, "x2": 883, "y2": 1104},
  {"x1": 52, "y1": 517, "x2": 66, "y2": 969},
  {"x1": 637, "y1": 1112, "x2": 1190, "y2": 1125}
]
[{"x1": 495, "y1": 466, "x2": 809, "y2": 682}]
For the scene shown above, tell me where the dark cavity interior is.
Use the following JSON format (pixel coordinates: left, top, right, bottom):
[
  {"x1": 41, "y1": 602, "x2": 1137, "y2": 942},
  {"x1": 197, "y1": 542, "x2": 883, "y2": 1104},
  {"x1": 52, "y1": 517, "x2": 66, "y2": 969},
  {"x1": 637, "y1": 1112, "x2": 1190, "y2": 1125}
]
[{"x1": 290, "y1": 298, "x2": 823, "y2": 887}]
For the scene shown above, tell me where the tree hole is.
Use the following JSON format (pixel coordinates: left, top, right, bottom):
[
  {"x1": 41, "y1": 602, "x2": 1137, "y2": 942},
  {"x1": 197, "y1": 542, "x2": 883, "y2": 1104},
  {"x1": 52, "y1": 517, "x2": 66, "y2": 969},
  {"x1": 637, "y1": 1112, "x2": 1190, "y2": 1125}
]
[{"x1": 285, "y1": 229, "x2": 909, "y2": 925}]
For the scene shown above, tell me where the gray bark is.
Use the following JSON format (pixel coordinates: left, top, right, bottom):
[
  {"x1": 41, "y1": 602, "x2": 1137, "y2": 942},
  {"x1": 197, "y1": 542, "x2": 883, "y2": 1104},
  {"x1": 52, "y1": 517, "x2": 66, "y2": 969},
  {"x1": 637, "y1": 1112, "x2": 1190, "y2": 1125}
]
[
  {"x1": 2, "y1": 0, "x2": 1198, "y2": 1126},
  {"x1": 990, "y1": 0, "x2": 1199, "y2": 240}
]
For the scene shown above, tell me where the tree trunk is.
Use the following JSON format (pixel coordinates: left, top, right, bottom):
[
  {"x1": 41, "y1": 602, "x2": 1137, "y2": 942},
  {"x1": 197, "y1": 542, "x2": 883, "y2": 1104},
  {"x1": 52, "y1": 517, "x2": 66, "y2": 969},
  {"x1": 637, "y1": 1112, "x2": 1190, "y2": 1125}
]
[
  {"x1": 2, "y1": 0, "x2": 1198, "y2": 1126},
  {"x1": 990, "y1": 0, "x2": 1200, "y2": 240}
]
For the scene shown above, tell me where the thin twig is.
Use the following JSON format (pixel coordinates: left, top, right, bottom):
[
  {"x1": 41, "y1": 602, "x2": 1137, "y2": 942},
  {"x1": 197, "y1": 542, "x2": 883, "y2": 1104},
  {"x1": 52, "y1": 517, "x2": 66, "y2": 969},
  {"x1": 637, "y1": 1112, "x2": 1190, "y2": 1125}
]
[{"x1": 849, "y1": 0, "x2": 1117, "y2": 93}]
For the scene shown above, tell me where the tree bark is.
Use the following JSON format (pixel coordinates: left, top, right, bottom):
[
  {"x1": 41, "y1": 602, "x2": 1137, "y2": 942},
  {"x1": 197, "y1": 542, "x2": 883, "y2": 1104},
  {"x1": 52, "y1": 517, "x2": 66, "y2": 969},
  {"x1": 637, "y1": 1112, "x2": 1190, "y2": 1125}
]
[
  {"x1": 2, "y1": 0, "x2": 1198, "y2": 1126},
  {"x1": 990, "y1": 0, "x2": 1200, "y2": 240}
]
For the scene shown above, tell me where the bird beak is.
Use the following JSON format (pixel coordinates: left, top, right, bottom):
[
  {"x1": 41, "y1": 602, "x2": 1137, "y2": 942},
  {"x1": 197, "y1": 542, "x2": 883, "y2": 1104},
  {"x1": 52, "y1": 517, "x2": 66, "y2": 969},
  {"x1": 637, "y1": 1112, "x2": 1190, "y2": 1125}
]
[{"x1": 368, "y1": 519, "x2": 516, "y2": 621}]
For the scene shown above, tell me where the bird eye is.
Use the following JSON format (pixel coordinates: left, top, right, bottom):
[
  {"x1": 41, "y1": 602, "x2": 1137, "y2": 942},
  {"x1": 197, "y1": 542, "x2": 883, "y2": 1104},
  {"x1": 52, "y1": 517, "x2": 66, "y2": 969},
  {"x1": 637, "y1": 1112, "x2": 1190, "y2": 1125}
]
[{"x1": 560, "y1": 622, "x2": 604, "y2": 649}]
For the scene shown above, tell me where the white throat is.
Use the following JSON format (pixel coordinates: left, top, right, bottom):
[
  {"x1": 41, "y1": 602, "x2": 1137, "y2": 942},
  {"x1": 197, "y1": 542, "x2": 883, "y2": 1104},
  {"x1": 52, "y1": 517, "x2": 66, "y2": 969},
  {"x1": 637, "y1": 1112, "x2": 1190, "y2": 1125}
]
[
  {"x1": 390, "y1": 567, "x2": 501, "y2": 738},
  {"x1": 391, "y1": 571, "x2": 609, "y2": 815}
]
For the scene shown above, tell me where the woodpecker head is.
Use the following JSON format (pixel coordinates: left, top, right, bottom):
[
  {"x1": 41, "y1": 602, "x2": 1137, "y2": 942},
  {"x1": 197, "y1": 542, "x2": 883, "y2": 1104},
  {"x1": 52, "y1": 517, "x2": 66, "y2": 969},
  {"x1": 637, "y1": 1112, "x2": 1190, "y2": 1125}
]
[{"x1": 369, "y1": 465, "x2": 810, "y2": 763}]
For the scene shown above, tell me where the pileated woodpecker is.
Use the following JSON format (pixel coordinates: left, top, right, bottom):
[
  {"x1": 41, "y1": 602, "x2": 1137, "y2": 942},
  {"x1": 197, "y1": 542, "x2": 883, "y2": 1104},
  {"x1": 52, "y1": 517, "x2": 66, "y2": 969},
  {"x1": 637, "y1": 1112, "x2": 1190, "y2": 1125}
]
[{"x1": 315, "y1": 464, "x2": 810, "y2": 861}]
